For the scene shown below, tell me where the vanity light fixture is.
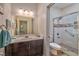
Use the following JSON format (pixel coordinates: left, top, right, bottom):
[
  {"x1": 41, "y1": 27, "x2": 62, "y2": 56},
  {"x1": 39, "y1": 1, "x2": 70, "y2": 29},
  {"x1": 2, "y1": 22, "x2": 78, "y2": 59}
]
[{"x1": 17, "y1": 8, "x2": 34, "y2": 17}]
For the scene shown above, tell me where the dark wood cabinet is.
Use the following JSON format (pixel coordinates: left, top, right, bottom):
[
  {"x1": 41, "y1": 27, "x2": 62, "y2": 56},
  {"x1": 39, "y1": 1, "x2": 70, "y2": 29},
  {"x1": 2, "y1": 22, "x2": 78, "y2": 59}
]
[
  {"x1": 14, "y1": 42, "x2": 29, "y2": 56},
  {"x1": 29, "y1": 40, "x2": 43, "y2": 56},
  {"x1": 5, "y1": 39, "x2": 43, "y2": 56}
]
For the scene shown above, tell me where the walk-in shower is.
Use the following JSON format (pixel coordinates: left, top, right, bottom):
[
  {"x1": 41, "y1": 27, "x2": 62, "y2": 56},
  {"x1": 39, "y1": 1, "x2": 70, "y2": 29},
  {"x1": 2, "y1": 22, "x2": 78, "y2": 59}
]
[{"x1": 52, "y1": 11, "x2": 79, "y2": 55}]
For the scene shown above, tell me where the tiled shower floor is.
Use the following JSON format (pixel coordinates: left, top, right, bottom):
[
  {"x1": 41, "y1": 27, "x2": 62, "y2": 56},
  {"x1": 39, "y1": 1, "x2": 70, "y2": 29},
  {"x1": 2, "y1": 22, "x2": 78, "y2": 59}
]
[
  {"x1": 50, "y1": 50, "x2": 77, "y2": 56},
  {"x1": 50, "y1": 45, "x2": 78, "y2": 56}
]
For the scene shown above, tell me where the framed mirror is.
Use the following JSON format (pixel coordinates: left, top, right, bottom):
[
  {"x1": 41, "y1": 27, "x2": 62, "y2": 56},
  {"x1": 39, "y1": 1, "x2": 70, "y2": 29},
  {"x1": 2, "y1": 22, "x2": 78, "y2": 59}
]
[{"x1": 14, "y1": 16, "x2": 33, "y2": 35}]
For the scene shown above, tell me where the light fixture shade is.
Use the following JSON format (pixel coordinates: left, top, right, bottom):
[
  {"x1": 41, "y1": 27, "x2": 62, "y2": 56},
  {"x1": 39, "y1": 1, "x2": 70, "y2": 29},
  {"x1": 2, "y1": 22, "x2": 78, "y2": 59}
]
[
  {"x1": 18, "y1": 9, "x2": 24, "y2": 15},
  {"x1": 24, "y1": 10, "x2": 29, "y2": 16},
  {"x1": 29, "y1": 11, "x2": 34, "y2": 17}
]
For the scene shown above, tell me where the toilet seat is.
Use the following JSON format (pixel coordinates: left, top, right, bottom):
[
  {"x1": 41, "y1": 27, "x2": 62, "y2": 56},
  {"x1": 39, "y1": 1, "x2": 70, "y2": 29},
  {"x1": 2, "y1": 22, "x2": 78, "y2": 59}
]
[{"x1": 50, "y1": 43, "x2": 61, "y2": 50}]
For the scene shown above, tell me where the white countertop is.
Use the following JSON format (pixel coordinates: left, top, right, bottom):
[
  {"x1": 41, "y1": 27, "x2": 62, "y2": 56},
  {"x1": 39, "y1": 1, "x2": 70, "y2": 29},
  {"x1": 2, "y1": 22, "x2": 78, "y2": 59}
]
[{"x1": 11, "y1": 34, "x2": 44, "y2": 44}]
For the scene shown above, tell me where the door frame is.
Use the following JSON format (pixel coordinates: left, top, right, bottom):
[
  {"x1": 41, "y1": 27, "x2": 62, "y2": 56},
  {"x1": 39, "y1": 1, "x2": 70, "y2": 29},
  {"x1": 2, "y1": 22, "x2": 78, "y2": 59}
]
[{"x1": 46, "y1": 3, "x2": 55, "y2": 55}]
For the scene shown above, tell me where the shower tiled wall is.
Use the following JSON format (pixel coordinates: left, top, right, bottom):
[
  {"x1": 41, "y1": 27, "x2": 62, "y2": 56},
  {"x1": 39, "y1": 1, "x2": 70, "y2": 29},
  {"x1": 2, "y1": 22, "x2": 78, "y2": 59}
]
[{"x1": 54, "y1": 13, "x2": 78, "y2": 49}]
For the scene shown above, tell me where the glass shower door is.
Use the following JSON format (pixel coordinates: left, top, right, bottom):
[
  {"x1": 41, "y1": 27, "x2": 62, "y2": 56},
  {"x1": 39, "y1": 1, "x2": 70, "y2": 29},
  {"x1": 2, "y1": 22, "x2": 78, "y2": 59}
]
[{"x1": 53, "y1": 12, "x2": 79, "y2": 56}]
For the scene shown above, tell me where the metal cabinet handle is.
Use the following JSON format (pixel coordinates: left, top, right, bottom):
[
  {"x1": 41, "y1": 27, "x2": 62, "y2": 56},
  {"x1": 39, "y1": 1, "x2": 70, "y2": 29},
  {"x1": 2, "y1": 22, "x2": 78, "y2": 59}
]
[{"x1": 29, "y1": 44, "x2": 30, "y2": 49}]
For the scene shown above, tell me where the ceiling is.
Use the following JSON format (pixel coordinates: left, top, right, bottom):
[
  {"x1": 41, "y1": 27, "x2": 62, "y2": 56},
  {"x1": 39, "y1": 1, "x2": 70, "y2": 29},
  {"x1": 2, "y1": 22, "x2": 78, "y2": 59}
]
[
  {"x1": 0, "y1": 3, "x2": 3, "y2": 6},
  {"x1": 11, "y1": 3, "x2": 38, "y2": 7},
  {"x1": 53, "y1": 3, "x2": 75, "y2": 9}
]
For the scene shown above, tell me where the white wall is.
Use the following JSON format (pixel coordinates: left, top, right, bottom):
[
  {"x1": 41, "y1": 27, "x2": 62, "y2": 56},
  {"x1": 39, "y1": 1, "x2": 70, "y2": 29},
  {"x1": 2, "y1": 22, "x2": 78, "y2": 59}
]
[
  {"x1": 62, "y1": 4, "x2": 79, "y2": 15},
  {"x1": 37, "y1": 3, "x2": 50, "y2": 55},
  {"x1": 37, "y1": 4, "x2": 46, "y2": 34},
  {"x1": 0, "y1": 4, "x2": 4, "y2": 25},
  {"x1": 0, "y1": 3, "x2": 12, "y2": 26}
]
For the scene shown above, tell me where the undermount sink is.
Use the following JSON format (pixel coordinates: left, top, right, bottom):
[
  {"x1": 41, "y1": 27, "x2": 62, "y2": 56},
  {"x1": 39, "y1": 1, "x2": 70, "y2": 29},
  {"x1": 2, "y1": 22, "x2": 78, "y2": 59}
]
[
  {"x1": 24, "y1": 35, "x2": 41, "y2": 39},
  {"x1": 25, "y1": 36, "x2": 29, "y2": 38}
]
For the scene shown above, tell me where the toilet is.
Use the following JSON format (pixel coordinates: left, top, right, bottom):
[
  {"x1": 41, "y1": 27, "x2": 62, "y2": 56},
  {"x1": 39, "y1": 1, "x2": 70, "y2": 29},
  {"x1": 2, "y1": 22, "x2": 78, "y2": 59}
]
[
  {"x1": 50, "y1": 42, "x2": 61, "y2": 50},
  {"x1": 50, "y1": 42, "x2": 62, "y2": 55}
]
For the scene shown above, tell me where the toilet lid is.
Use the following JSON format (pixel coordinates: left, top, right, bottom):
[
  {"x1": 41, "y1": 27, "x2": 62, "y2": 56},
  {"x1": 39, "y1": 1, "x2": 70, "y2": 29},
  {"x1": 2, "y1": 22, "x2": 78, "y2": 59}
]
[{"x1": 50, "y1": 43, "x2": 61, "y2": 50}]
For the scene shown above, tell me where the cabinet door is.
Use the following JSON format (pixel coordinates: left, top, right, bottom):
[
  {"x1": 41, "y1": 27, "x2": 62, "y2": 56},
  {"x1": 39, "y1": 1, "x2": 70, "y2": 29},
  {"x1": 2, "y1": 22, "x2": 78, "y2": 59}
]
[
  {"x1": 17, "y1": 42, "x2": 29, "y2": 56},
  {"x1": 5, "y1": 44, "x2": 13, "y2": 56},
  {"x1": 5, "y1": 42, "x2": 29, "y2": 56},
  {"x1": 5, "y1": 43, "x2": 19, "y2": 56},
  {"x1": 29, "y1": 40, "x2": 43, "y2": 56}
]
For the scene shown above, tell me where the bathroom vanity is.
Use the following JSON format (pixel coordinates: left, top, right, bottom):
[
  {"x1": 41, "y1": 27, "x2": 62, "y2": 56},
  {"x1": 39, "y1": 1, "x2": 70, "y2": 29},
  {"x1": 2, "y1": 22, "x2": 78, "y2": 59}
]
[
  {"x1": 5, "y1": 35, "x2": 44, "y2": 56},
  {"x1": 3, "y1": 16, "x2": 44, "y2": 56}
]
